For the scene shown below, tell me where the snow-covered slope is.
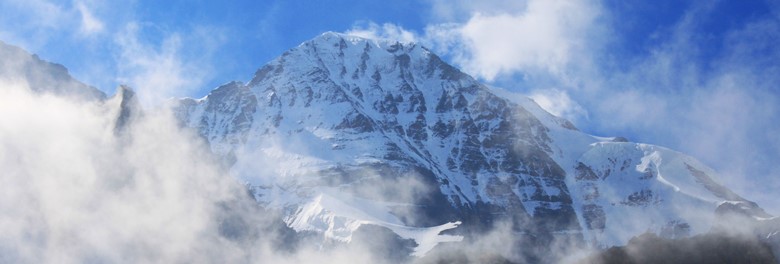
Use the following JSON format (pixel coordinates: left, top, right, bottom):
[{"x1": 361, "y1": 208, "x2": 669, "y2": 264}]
[
  {"x1": 496, "y1": 90, "x2": 772, "y2": 247},
  {"x1": 172, "y1": 32, "x2": 771, "y2": 255}
]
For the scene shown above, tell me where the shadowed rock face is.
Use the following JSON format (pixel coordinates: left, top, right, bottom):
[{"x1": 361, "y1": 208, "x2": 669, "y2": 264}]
[
  {"x1": 580, "y1": 232, "x2": 777, "y2": 264},
  {"x1": 113, "y1": 85, "x2": 141, "y2": 134},
  {"x1": 685, "y1": 163, "x2": 748, "y2": 203}
]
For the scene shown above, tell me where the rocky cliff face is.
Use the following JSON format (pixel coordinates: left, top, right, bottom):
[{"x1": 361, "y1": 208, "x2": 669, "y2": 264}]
[{"x1": 171, "y1": 32, "x2": 774, "y2": 256}]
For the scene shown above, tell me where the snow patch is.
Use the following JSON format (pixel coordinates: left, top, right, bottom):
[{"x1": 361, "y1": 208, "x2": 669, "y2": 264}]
[{"x1": 286, "y1": 188, "x2": 463, "y2": 257}]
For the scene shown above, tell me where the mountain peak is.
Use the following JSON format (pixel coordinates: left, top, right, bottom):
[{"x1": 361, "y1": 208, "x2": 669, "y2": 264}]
[
  {"x1": 299, "y1": 31, "x2": 423, "y2": 59},
  {"x1": 171, "y1": 31, "x2": 775, "y2": 260},
  {"x1": 312, "y1": 31, "x2": 416, "y2": 47},
  {"x1": 2, "y1": 31, "x2": 777, "y2": 262},
  {"x1": 248, "y1": 30, "x2": 461, "y2": 90}
]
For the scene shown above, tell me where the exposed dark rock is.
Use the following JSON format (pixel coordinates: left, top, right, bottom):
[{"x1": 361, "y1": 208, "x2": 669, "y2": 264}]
[
  {"x1": 432, "y1": 120, "x2": 455, "y2": 138},
  {"x1": 407, "y1": 114, "x2": 428, "y2": 141},
  {"x1": 611, "y1": 137, "x2": 629, "y2": 142},
  {"x1": 659, "y1": 220, "x2": 690, "y2": 239},
  {"x1": 580, "y1": 232, "x2": 777, "y2": 264},
  {"x1": 576, "y1": 162, "x2": 599, "y2": 181},
  {"x1": 621, "y1": 189, "x2": 658, "y2": 206},
  {"x1": 685, "y1": 163, "x2": 748, "y2": 202},
  {"x1": 113, "y1": 85, "x2": 140, "y2": 134},
  {"x1": 640, "y1": 167, "x2": 655, "y2": 180},
  {"x1": 582, "y1": 204, "x2": 606, "y2": 230},
  {"x1": 335, "y1": 111, "x2": 374, "y2": 133}
]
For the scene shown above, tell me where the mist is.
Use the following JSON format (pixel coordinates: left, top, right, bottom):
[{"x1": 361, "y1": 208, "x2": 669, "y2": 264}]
[
  {"x1": 2, "y1": 1, "x2": 778, "y2": 261},
  {"x1": 0, "y1": 81, "x2": 238, "y2": 262},
  {"x1": 0, "y1": 79, "x2": 488, "y2": 263},
  {"x1": 0, "y1": 81, "x2": 383, "y2": 263}
]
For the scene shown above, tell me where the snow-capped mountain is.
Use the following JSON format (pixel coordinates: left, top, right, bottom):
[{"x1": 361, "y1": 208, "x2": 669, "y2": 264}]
[
  {"x1": 2, "y1": 32, "x2": 775, "y2": 260},
  {"x1": 172, "y1": 32, "x2": 774, "y2": 255}
]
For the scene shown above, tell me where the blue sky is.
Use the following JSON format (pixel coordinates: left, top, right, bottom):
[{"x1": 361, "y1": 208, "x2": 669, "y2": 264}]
[{"x1": 1, "y1": 0, "x2": 779, "y2": 213}]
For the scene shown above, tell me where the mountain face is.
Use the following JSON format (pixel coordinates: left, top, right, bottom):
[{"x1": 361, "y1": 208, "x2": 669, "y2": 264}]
[
  {"x1": 174, "y1": 33, "x2": 579, "y2": 243},
  {"x1": 3, "y1": 33, "x2": 775, "y2": 261},
  {"x1": 172, "y1": 32, "x2": 774, "y2": 257}
]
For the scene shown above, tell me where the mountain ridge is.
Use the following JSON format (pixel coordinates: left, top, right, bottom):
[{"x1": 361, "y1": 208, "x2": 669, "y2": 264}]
[
  {"x1": 2, "y1": 32, "x2": 776, "y2": 262},
  {"x1": 0, "y1": 40, "x2": 106, "y2": 101},
  {"x1": 171, "y1": 32, "x2": 775, "y2": 257}
]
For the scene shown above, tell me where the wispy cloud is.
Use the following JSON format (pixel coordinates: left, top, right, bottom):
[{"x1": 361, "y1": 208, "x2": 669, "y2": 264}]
[
  {"x1": 527, "y1": 88, "x2": 588, "y2": 121},
  {"x1": 113, "y1": 22, "x2": 226, "y2": 106},
  {"x1": 423, "y1": 0, "x2": 603, "y2": 83},
  {"x1": 0, "y1": 0, "x2": 105, "y2": 39},
  {"x1": 595, "y1": 2, "x2": 780, "y2": 214},
  {"x1": 75, "y1": 1, "x2": 104, "y2": 36},
  {"x1": 0, "y1": 80, "x2": 418, "y2": 263},
  {"x1": 0, "y1": 0, "x2": 116, "y2": 92},
  {"x1": 0, "y1": 82, "x2": 243, "y2": 262},
  {"x1": 345, "y1": 22, "x2": 418, "y2": 43}
]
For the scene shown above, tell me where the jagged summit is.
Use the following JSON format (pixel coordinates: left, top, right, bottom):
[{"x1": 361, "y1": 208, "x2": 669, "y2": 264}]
[
  {"x1": 248, "y1": 30, "x2": 467, "y2": 88},
  {"x1": 310, "y1": 31, "x2": 417, "y2": 47}
]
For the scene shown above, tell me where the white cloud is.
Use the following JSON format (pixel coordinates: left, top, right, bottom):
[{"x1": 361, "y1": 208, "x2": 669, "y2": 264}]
[
  {"x1": 527, "y1": 88, "x2": 587, "y2": 121},
  {"x1": 412, "y1": 0, "x2": 604, "y2": 156},
  {"x1": 76, "y1": 1, "x2": 104, "y2": 36},
  {"x1": 0, "y1": 82, "x2": 245, "y2": 262},
  {"x1": 1, "y1": 0, "x2": 105, "y2": 38},
  {"x1": 424, "y1": 0, "x2": 602, "y2": 82},
  {"x1": 345, "y1": 22, "x2": 418, "y2": 43},
  {"x1": 113, "y1": 23, "x2": 215, "y2": 107},
  {"x1": 0, "y1": 80, "x2": 410, "y2": 263}
]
